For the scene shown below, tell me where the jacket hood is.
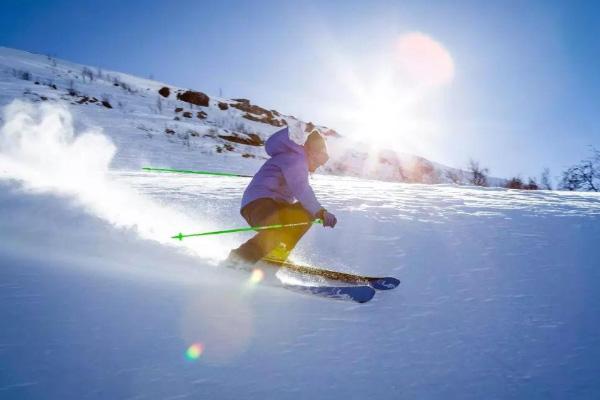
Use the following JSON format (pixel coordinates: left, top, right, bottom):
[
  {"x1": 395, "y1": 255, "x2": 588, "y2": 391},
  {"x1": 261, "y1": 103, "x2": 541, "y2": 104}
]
[{"x1": 265, "y1": 127, "x2": 305, "y2": 157}]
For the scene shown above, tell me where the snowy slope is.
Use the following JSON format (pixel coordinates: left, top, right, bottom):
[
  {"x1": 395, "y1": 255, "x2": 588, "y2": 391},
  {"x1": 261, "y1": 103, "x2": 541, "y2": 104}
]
[
  {"x1": 2, "y1": 172, "x2": 600, "y2": 399},
  {"x1": 1, "y1": 48, "x2": 599, "y2": 399},
  {"x1": 0, "y1": 46, "x2": 494, "y2": 185}
]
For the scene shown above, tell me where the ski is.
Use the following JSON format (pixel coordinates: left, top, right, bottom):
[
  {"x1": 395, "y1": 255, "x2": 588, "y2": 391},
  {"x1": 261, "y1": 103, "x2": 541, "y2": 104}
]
[
  {"x1": 282, "y1": 283, "x2": 376, "y2": 303},
  {"x1": 219, "y1": 259, "x2": 375, "y2": 302},
  {"x1": 261, "y1": 258, "x2": 401, "y2": 290}
]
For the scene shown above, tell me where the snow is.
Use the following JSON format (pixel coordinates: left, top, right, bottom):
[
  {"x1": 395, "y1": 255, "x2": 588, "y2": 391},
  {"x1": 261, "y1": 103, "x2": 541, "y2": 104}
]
[
  {"x1": 2, "y1": 168, "x2": 600, "y2": 399},
  {"x1": 1, "y1": 48, "x2": 600, "y2": 399}
]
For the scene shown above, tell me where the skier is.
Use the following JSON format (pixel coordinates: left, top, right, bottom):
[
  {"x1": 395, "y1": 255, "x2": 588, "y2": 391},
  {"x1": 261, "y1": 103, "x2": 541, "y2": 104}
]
[{"x1": 224, "y1": 126, "x2": 337, "y2": 268}]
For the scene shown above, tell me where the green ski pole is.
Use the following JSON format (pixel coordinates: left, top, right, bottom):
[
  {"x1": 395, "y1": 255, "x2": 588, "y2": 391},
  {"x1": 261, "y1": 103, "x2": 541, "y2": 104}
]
[
  {"x1": 143, "y1": 167, "x2": 253, "y2": 178},
  {"x1": 172, "y1": 219, "x2": 323, "y2": 241}
]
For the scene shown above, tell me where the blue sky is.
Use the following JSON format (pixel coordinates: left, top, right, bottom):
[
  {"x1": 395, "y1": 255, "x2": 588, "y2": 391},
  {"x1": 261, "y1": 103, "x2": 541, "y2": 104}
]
[{"x1": 1, "y1": 0, "x2": 598, "y2": 180}]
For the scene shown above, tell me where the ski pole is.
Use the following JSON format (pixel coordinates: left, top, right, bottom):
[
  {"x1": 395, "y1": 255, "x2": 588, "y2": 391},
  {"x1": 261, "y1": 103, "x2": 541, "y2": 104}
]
[
  {"x1": 142, "y1": 167, "x2": 253, "y2": 178},
  {"x1": 172, "y1": 219, "x2": 323, "y2": 241}
]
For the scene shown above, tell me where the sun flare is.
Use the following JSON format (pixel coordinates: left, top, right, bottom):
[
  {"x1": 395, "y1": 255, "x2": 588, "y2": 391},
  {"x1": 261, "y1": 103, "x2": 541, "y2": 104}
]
[
  {"x1": 325, "y1": 32, "x2": 454, "y2": 154},
  {"x1": 395, "y1": 32, "x2": 455, "y2": 87}
]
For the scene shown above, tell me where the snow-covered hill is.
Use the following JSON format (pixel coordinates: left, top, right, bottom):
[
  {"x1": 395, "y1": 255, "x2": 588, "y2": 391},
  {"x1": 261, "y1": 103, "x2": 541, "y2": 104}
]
[
  {"x1": 2, "y1": 46, "x2": 599, "y2": 399},
  {"x1": 1, "y1": 169, "x2": 599, "y2": 399},
  {"x1": 0, "y1": 46, "x2": 494, "y2": 185}
]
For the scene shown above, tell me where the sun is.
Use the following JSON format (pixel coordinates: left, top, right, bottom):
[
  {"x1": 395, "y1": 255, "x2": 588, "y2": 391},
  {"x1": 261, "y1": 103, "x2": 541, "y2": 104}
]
[
  {"x1": 340, "y1": 73, "x2": 440, "y2": 153},
  {"x1": 328, "y1": 32, "x2": 454, "y2": 153}
]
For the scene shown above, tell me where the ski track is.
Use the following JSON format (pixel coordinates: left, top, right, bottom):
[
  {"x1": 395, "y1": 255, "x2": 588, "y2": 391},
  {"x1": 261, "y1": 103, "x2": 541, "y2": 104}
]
[{"x1": 1, "y1": 172, "x2": 600, "y2": 399}]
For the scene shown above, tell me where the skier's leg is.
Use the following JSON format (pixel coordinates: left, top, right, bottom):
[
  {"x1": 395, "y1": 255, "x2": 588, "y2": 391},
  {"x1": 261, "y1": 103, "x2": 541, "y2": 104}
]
[
  {"x1": 228, "y1": 199, "x2": 285, "y2": 264},
  {"x1": 274, "y1": 202, "x2": 313, "y2": 259}
]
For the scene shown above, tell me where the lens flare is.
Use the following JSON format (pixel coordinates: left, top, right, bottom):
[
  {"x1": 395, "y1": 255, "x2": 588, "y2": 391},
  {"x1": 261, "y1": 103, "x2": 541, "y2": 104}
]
[
  {"x1": 182, "y1": 290, "x2": 254, "y2": 365},
  {"x1": 185, "y1": 343, "x2": 204, "y2": 361},
  {"x1": 395, "y1": 32, "x2": 455, "y2": 87},
  {"x1": 248, "y1": 268, "x2": 264, "y2": 284}
]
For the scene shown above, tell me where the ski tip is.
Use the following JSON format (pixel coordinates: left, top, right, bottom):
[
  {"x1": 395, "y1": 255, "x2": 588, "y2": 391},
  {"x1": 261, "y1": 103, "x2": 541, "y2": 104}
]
[{"x1": 370, "y1": 277, "x2": 401, "y2": 290}]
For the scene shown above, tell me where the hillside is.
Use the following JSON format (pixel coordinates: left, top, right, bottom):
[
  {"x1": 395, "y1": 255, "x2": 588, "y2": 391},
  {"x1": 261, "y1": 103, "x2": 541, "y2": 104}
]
[{"x1": 0, "y1": 46, "x2": 492, "y2": 185}]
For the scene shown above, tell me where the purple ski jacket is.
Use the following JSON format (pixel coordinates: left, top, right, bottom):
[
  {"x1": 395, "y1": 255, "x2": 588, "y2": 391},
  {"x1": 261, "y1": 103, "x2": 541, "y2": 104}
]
[{"x1": 241, "y1": 127, "x2": 323, "y2": 216}]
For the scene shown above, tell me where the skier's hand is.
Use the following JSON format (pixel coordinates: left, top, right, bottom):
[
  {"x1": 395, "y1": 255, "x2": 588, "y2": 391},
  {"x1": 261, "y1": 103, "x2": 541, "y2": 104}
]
[
  {"x1": 317, "y1": 209, "x2": 337, "y2": 228},
  {"x1": 323, "y1": 211, "x2": 337, "y2": 228}
]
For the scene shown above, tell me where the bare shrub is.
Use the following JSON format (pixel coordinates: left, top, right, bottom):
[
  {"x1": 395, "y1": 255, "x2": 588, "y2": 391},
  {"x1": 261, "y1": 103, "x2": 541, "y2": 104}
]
[
  {"x1": 540, "y1": 168, "x2": 552, "y2": 190},
  {"x1": 468, "y1": 159, "x2": 489, "y2": 187},
  {"x1": 560, "y1": 148, "x2": 599, "y2": 191},
  {"x1": 67, "y1": 80, "x2": 77, "y2": 96},
  {"x1": 111, "y1": 76, "x2": 136, "y2": 93},
  {"x1": 82, "y1": 67, "x2": 94, "y2": 82},
  {"x1": 523, "y1": 177, "x2": 539, "y2": 190},
  {"x1": 505, "y1": 177, "x2": 524, "y2": 189}
]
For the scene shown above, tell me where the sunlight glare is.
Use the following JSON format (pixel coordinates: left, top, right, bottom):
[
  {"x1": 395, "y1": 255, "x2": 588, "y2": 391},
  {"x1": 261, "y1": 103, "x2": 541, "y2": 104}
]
[{"x1": 323, "y1": 32, "x2": 454, "y2": 154}]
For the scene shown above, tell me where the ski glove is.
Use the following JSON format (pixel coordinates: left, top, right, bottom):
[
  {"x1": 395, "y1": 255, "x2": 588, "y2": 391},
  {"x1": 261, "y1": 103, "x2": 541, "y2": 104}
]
[{"x1": 317, "y1": 209, "x2": 337, "y2": 228}]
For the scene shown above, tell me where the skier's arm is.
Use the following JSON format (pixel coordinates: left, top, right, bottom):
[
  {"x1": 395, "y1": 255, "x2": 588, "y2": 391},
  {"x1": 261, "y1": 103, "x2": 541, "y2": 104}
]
[{"x1": 281, "y1": 157, "x2": 323, "y2": 217}]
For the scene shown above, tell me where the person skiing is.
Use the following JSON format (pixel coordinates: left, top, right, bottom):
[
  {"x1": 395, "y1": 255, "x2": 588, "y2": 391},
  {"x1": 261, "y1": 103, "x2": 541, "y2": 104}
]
[{"x1": 224, "y1": 126, "x2": 337, "y2": 268}]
